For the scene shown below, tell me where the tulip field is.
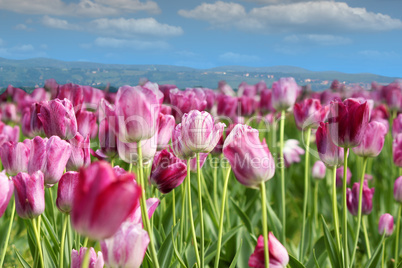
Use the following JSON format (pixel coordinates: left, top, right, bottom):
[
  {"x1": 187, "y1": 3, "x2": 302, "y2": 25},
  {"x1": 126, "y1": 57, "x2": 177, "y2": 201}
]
[{"x1": 1, "y1": 77, "x2": 402, "y2": 268}]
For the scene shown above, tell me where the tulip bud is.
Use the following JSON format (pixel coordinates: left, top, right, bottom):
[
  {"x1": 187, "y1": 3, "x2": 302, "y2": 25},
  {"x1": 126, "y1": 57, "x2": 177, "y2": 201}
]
[
  {"x1": 156, "y1": 113, "x2": 175, "y2": 151},
  {"x1": 378, "y1": 213, "x2": 394, "y2": 236},
  {"x1": 271, "y1": 77, "x2": 299, "y2": 111},
  {"x1": 312, "y1": 160, "x2": 326, "y2": 180},
  {"x1": 217, "y1": 94, "x2": 238, "y2": 119},
  {"x1": 352, "y1": 121, "x2": 387, "y2": 158},
  {"x1": 260, "y1": 89, "x2": 274, "y2": 115},
  {"x1": 336, "y1": 166, "x2": 352, "y2": 188},
  {"x1": 159, "y1": 84, "x2": 177, "y2": 104},
  {"x1": 169, "y1": 88, "x2": 207, "y2": 122},
  {"x1": 346, "y1": 180, "x2": 375, "y2": 216},
  {"x1": 249, "y1": 232, "x2": 289, "y2": 268},
  {"x1": 97, "y1": 116, "x2": 118, "y2": 159},
  {"x1": 56, "y1": 172, "x2": 79, "y2": 214},
  {"x1": 171, "y1": 124, "x2": 196, "y2": 160},
  {"x1": 393, "y1": 114, "x2": 402, "y2": 137},
  {"x1": 76, "y1": 110, "x2": 98, "y2": 139},
  {"x1": 1, "y1": 125, "x2": 20, "y2": 144},
  {"x1": 394, "y1": 176, "x2": 402, "y2": 203},
  {"x1": 13, "y1": 171, "x2": 45, "y2": 219},
  {"x1": 1, "y1": 103, "x2": 18, "y2": 122},
  {"x1": 203, "y1": 88, "x2": 216, "y2": 111},
  {"x1": 0, "y1": 140, "x2": 31, "y2": 176},
  {"x1": 71, "y1": 247, "x2": 104, "y2": 268},
  {"x1": 238, "y1": 96, "x2": 256, "y2": 117},
  {"x1": 67, "y1": 133, "x2": 91, "y2": 171},
  {"x1": 283, "y1": 139, "x2": 305, "y2": 167},
  {"x1": 0, "y1": 171, "x2": 13, "y2": 217},
  {"x1": 393, "y1": 134, "x2": 402, "y2": 167},
  {"x1": 223, "y1": 124, "x2": 275, "y2": 189},
  {"x1": 293, "y1": 99, "x2": 328, "y2": 130},
  {"x1": 316, "y1": 122, "x2": 345, "y2": 168}
]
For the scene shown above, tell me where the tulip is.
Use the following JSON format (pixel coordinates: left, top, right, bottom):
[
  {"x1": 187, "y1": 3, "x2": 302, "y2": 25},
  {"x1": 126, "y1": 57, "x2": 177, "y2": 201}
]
[
  {"x1": 328, "y1": 98, "x2": 370, "y2": 148},
  {"x1": 150, "y1": 149, "x2": 187, "y2": 194},
  {"x1": 0, "y1": 140, "x2": 31, "y2": 176},
  {"x1": 82, "y1": 85, "x2": 105, "y2": 107},
  {"x1": 188, "y1": 153, "x2": 208, "y2": 172},
  {"x1": 71, "y1": 161, "x2": 142, "y2": 240},
  {"x1": 67, "y1": 133, "x2": 91, "y2": 171},
  {"x1": 282, "y1": 139, "x2": 305, "y2": 167},
  {"x1": 57, "y1": 83, "x2": 84, "y2": 113},
  {"x1": 223, "y1": 124, "x2": 275, "y2": 188},
  {"x1": 28, "y1": 136, "x2": 72, "y2": 186},
  {"x1": 76, "y1": 110, "x2": 98, "y2": 139},
  {"x1": 29, "y1": 102, "x2": 45, "y2": 136},
  {"x1": 44, "y1": 78, "x2": 59, "y2": 99},
  {"x1": 156, "y1": 113, "x2": 175, "y2": 151},
  {"x1": 180, "y1": 110, "x2": 225, "y2": 153},
  {"x1": 378, "y1": 213, "x2": 394, "y2": 236},
  {"x1": 393, "y1": 133, "x2": 402, "y2": 167},
  {"x1": 316, "y1": 122, "x2": 345, "y2": 168},
  {"x1": 97, "y1": 117, "x2": 118, "y2": 159},
  {"x1": 293, "y1": 99, "x2": 328, "y2": 130},
  {"x1": 159, "y1": 84, "x2": 178, "y2": 104},
  {"x1": 117, "y1": 133, "x2": 157, "y2": 164},
  {"x1": 238, "y1": 96, "x2": 256, "y2": 117},
  {"x1": 169, "y1": 88, "x2": 207, "y2": 121},
  {"x1": 394, "y1": 176, "x2": 402, "y2": 203},
  {"x1": 13, "y1": 171, "x2": 45, "y2": 219},
  {"x1": 71, "y1": 247, "x2": 104, "y2": 268},
  {"x1": 336, "y1": 166, "x2": 352, "y2": 188},
  {"x1": 171, "y1": 123, "x2": 196, "y2": 160},
  {"x1": 312, "y1": 160, "x2": 326, "y2": 180},
  {"x1": 38, "y1": 98, "x2": 78, "y2": 140},
  {"x1": 1, "y1": 103, "x2": 18, "y2": 122},
  {"x1": 56, "y1": 172, "x2": 79, "y2": 214},
  {"x1": 218, "y1": 80, "x2": 236, "y2": 96},
  {"x1": 352, "y1": 121, "x2": 387, "y2": 158},
  {"x1": 249, "y1": 232, "x2": 289, "y2": 268},
  {"x1": 217, "y1": 94, "x2": 237, "y2": 119},
  {"x1": 260, "y1": 89, "x2": 274, "y2": 115},
  {"x1": 203, "y1": 88, "x2": 216, "y2": 110},
  {"x1": 346, "y1": 180, "x2": 375, "y2": 216},
  {"x1": 0, "y1": 171, "x2": 13, "y2": 217},
  {"x1": 271, "y1": 77, "x2": 299, "y2": 111},
  {"x1": 393, "y1": 114, "x2": 402, "y2": 137},
  {"x1": 0, "y1": 125, "x2": 20, "y2": 144}
]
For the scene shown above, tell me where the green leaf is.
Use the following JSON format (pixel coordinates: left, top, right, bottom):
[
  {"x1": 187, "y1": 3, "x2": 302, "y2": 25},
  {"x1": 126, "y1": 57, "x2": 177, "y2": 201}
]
[
  {"x1": 204, "y1": 225, "x2": 242, "y2": 264},
  {"x1": 365, "y1": 234, "x2": 385, "y2": 268},
  {"x1": 306, "y1": 235, "x2": 328, "y2": 268},
  {"x1": 321, "y1": 215, "x2": 341, "y2": 268},
  {"x1": 229, "y1": 240, "x2": 243, "y2": 268},
  {"x1": 42, "y1": 240, "x2": 57, "y2": 268},
  {"x1": 158, "y1": 223, "x2": 180, "y2": 268},
  {"x1": 14, "y1": 247, "x2": 32, "y2": 268},
  {"x1": 289, "y1": 254, "x2": 306, "y2": 268},
  {"x1": 171, "y1": 223, "x2": 187, "y2": 268},
  {"x1": 265, "y1": 198, "x2": 282, "y2": 240},
  {"x1": 230, "y1": 197, "x2": 253, "y2": 235}
]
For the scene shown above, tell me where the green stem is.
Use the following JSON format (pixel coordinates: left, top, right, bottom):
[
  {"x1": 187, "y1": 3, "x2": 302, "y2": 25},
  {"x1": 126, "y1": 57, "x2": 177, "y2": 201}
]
[
  {"x1": 172, "y1": 189, "x2": 176, "y2": 226},
  {"x1": 213, "y1": 157, "x2": 218, "y2": 212},
  {"x1": 33, "y1": 217, "x2": 44, "y2": 268},
  {"x1": 362, "y1": 216, "x2": 371, "y2": 259},
  {"x1": 82, "y1": 237, "x2": 89, "y2": 248},
  {"x1": 279, "y1": 110, "x2": 286, "y2": 243},
  {"x1": 137, "y1": 141, "x2": 160, "y2": 268},
  {"x1": 331, "y1": 167, "x2": 341, "y2": 251},
  {"x1": 350, "y1": 157, "x2": 368, "y2": 265},
  {"x1": 111, "y1": 158, "x2": 115, "y2": 167},
  {"x1": 187, "y1": 159, "x2": 201, "y2": 266},
  {"x1": 214, "y1": 167, "x2": 231, "y2": 268},
  {"x1": 260, "y1": 181, "x2": 270, "y2": 268},
  {"x1": 300, "y1": 127, "x2": 311, "y2": 260},
  {"x1": 394, "y1": 205, "x2": 401, "y2": 268},
  {"x1": 47, "y1": 187, "x2": 57, "y2": 234},
  {"x1": 196, "y1": 153, "x2": 205, "y2": 268},
  {"x1": 0, "y1": 199, "x2": 15, "y2": 267},
  {"x1": 382, "y1": 238, "x2": 386, "y2": 268},
  {"x1": 180, "y1": 180, "x2": 186, "y2": 251},
  {"x1": 59, "y1": 214, "x2": 69, "y2": 268},
  {"x1": 314, "y1": 180, "x2": 319, "y2": 233},
  {"x1": 342, "y1": 148, "x2": 350, "y2": 268}
]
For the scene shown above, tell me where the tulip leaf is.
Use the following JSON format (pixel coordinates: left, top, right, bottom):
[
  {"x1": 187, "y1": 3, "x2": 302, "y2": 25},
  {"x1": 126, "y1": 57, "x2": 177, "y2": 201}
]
[
  {"x1": 204, "y1": 225, "x2": 242, "y2": 264},
  {"x1": 228, "y1": 239, "x2": 243, "y2": 268},
  {"x1": 364, "y1": 233, "x2": 385, "y2": 268},
  {"x1": 42, "y1": 239, "x2": 57, "y2": 268},
  {"x1": 321, "y1": 215, "x2": 341, "y2": 268},
  {"x1": 158, "y1": 222, "x2": 180, "y2": 268},
  {"x1": 171, "y1": 223, "x2": 187, "y2": 268},
  {"x1": 41, "y1": 214, "x2": 60, "y2": 250},
  {"x1": 289, "y1": 254, "x2": 306, "y2": 268},
  {"x1": 14, "y1": 247, "x2": 32, "y2": 268},
  {"x1": 230, "y1": 197, "x2": 253, "y2": 235},
  {"x1": 265, "y1": 198, "x2": 283, "y2": 240},
  {"x1": 306, "y1": 235, "x2": 328, "y2": 268}
]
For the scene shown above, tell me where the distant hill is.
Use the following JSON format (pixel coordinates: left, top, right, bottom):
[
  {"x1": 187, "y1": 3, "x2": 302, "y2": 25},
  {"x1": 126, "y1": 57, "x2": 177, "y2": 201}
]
[{"x1": 0, "y1": 57, "x2": 400, "y2": 91}]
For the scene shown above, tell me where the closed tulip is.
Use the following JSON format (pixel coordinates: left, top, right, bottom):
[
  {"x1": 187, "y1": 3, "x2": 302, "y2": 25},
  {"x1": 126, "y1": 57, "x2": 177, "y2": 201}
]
[
  {"x1": 393, "y1": 133, "x2": 402, "y2": 167},
  {"x1": 328, "y1": 98, "x2": 370, "y2": 148},
  {"x1": 393, "y1": 114, "x2": 402, "y2": 137},
  {"x1": 294, "y1": 99, "x2": 328, "y2": 130},
  {"x1": 13, "y1": 171, "x2": 45, "y2": 219},
  {"x1": 159, "y1": 84, "x2": 178, "y2": 104},
  {"x1": 171, "y1": 124, "x2": 196, "y2": 160},
  {"x1": 271, "y1": 77, "x2": 299, "y2": 111},
  {"x1": 97, "y1": 117, "x2": 118, "y2": 159},
  {"x1": 117, "y1": 133, "x2": 157, "y2": 164},
  {"x1": 352, "y1": 121, "x2": 387, "y2": 158},
  {"x1": 0, "y1": 171, "x2": 13, "y2": 217},
  {"x1": 0, "y1": 124, "x2": 20, "y2": 144},
  {"x1": 316, "y1": 122, "x2": 345, "y2": 168},
  {"x1": 223, "y1": 124, "x2": 275, "y2": 189},
  {"x1": 67, "y1": 133, "x2": 91, "y2": 171},
  {"x1": 203, "y1": 88, "x2": 216, "y2": 110},
  {"x1": 312, "y1": 160, "x2": 326, "y2": 180},
  {"x1": 394, "y1": 176, "x2": 402, "y2": 203},
  {"x1": 71, "y1": 247, "x2": 104, "y2": 268},
  {"x1": 56, "y1": 171, "x2": 79, "y2": 214},
  {"x1": 260, "y1": 89, "x2": 274, "y2": 115},
  {"x1": 378, "y1": 213, "x2": 394, "y2": 236},
  {"x1": 249, "y1": 232, "x2": 289, "y2": 268},
  {"x1": 57, "y1": 83, "x2": 84, "y2": 113},
  {"x1": 76, "y1": 110, "x2": 98, "y2": 139},
  {"x1": 156, "y1": 113, "x2": 175, "y2": 151},
  {"x1": 217, "y1": 94, "x2": 238, "y2": 119},
  {"x1": 0, "y1": 140, "x2": 31, "y2": 176},
  {"x1": 169, "y1": 88, "x2": 207, "y2": 122},
  {"x1": 71, "y1": 161, "x2": 142, "y2": 240},
  {"x1": 346, "y1": 180, "x2": 375, "y2": 216}
]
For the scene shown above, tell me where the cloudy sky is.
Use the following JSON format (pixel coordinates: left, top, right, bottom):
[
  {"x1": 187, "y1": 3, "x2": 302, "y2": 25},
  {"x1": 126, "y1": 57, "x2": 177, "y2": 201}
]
[{"x1": 0, "y1": 0, "x2": 401, "y2": 76}]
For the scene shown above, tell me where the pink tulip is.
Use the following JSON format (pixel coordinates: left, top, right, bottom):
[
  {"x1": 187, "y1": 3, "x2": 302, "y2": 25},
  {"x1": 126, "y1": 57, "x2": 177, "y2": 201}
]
[
  {"x1": 171, "y1": 123, "x2": 196, "y2": 160},
  {"x1": 57, "y1": 83, "x2": 84, "y2": 113},
  {"x1": 67, "y1": 133, "x2": 91, "y2": 171},
  {"x1": 169, "y1": 88, "x2": 207, "y2": 122},
  {"x1": 328, "y1": 98, "x2": 370, "y2": 148},
  {"x1": 352, "y1": 121, "x2": 387, "y2": 158},
  {"x1": 188, "y1": 153, "x2": 208, "y2": 172},
  {"x1": 71, "y1": 247, "x2": 104, "y2": 268},
  {"x1": 150, "y1": 149, "x2": 187, "y2": 194},
  {"x1": 71, "y1": 161, "x2": 142, "y2": 240},
  {"x1": 180, "y1": 110, "x2": 225, "y2": 154},
  {"x1": 346, "y1": 180, "x2": 375, "y2": 216},
  {"x1": 117, "y1": 133, "x2": 157, "y2": 164},
  {"x1": 29, "y1": 102, "x2": 45, "y2": 136},
  {"x1": 218, "y1": 80, "x2": 236, "y2": 96},
  {"x1": 217, "y1": 94, "x2": 238, "y2": 119},
  {"x1": 1, "y1": 103, "x2": 18, "y2": 122},
  {"x1": 378, "y1": 213, "x2": 394, "y2": 236},
  {"x1": 260, "y1": 89, "x2": 274, "y2": 115},
  {"x1": 336, "y1": 166, "x2": 352, "y2": 188},
  {"x1": 76, "y1": 110, "x2": 98, "y2": 139},
  {"x1": 316, "y1": 122, "x2": 345, "y2": 168},
  {"x1": 293, "y1": 99, "x2": 328, "y2": 130},
  {"x1": 394, "y1": 176, "x2": 402, "y2": 203},
  {"x1": 393, "y1": 133, "x2": 402, "y2": 167},
  {"x1": 393, "y1": 114, "x2": 402, "y2": 137},
  {"x1": 44, "y1": 78, "x2": 59, "y2": 99},
  {"x1": 384, "y1": 82, "x2": 402, "y2": 111},
  {"x1": 203, "y1": 88, "x2": 216, "y2": 110},
  {"x1": 271, "y1": 77, "x2": 299, "y2": 111},
  {"x1": 13, "y1": 171, "x2": 45, "y2": 219},
  {"x1": 159, "y1": 84, "x2": 178, "y2": 104},
  {"x1": 82, "y1": 86, "x2": 105, "y2": 107},
  {"x1": 312, "y1": 160, "x2": 326, "y2": 180},
  {"x1": 320, "y1": 89, "x2": 341, "y2": 106},
  {"x1": 0, "y1": 171, "x2": 13, "y2": 217},
  {"x1": 156, "y1": 113, "x2": 175, "y2": 151},
  {"x1": 28, "y1": 136, "x2": 72, "y2": 186},
  {"x1": 223, "y1": 124, "x2": 275, "y2": 188},
  {"x1": 238, "y1": 96, "x2": 257, "y2": 117},
  {"x1": 0, "y1": 140, "x2": 31, "y2": 176},
  {"x1": 39, "y1": 98, "x2": 78, "y2": 140},
  {"x1": 56, "y1": 171, "x2": 79, "y2": 213},
  {"x1": 255, "y1": 80, "x2": 268, "y2": 93},
  {"x1": 0, "y1": 125, "x2": 20, "y2": 144},
  {"x1": 97, "y1": 117, "x2": 118, "y2": 159},
  {"x1": 249, "y1": 232, "x2": 289, "y2": 268},
  {"x1": 283, "y1": 139, "x2": 305, "y2": 167}
]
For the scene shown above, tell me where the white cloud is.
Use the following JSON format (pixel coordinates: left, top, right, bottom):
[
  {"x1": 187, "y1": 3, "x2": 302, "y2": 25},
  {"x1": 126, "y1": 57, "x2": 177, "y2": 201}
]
[
  {"x1": 42, "y1": 16, "x2": 82, "y2": 30},
  {"x1": 94, "y1": 37, "x2": 169, "y2": 50},
  {"x1": 358, "y1": 50, "x2": 399, "y2": 59},
  {"x1": 284, "y1": 34, "x2": 352, "y2": 45},
  {"x1": 0, "y1": 43, "x2": 47, "y2": 58},
  {"x1": 179, "y1": 1, "x2": 402, "y2": 33},
  {"x1": 219, "y1": 52, "x2": 260, "y2": 63},
  {"x1": 0, "y1": 38, "x2": 4, "y2": 46},
  {"x1": 0, "y1": 0, "x2": 160, "y2": 17},
  {"x1": 14, "y1": 24, "x2": 28, "y2": 30}
]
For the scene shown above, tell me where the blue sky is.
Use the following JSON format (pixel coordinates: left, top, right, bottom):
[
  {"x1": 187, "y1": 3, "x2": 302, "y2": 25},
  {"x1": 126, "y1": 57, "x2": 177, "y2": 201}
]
[{"x1": 0, "y1": 0, "x2": 401, "y2": 77}]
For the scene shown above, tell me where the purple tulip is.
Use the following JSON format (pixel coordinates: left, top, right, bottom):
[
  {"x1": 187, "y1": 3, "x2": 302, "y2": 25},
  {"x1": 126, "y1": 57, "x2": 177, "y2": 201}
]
[
  {"x1": 56, "y1": 172, "x2": 79, "y2": 214},
  {"x1": 67, "y1": 133, "x2": 91, "y2": 171},
  {"x1": 13, "y1": 171, "x2": 45, "y2": 219},
  {"x1": 378, "y1": 213, "x2": 394, "y2": 236},
  {"x1": 336, "y1": 166, "x2": 352, "y2": 188},
  {"x1": 328, "y1": 98, "x2": 370, "y2": 148},
  {"x1": 283, "y1": 139, "x2": 305, "y2": 167},
  {"x1": 394, "y1": 176, "x2": 402, "y2": 203},
  {"x1": 346, "y1": 180, "x2": 375, "y2": 216},
  {"x1": 316, "y1": 122, "x2": 345, "y2": 168},
  {"x1": 180, "y1": 110, "x2": 225, "y2": 153},
  {"x1": 271, "y1": 77, "x2": 299, "y2": 111},
  {"x1": 169, "y1": 88, "x2": 207, "y2": 122},
  {"x1": 38, "y1": 98, "x2": 78, "y2": 140},
  {"x1": 76, "y1": 110, "x2": 98, "y2": 139},
  {"x1": 223, "y1": 124, "x2": 275, "y2": 189},
  {"x1": 249, "y1": 232, "x2": 289, "y2": 268},
  {"x1": 0, "y1": 171, "x2": 13, "y2": 217},
  {"x1": 312, "y1": 160, "x2": 326, "y2": 180},
  {"x1": 0, "y1": 140, "x2": 31, "y2": 176},
  {"x1": 393, "y1": 133, "x2": 402, "y2": 167},
  {"x1": 71, "y1": 247, "x2": 104, "y2": 268},
  {"x1": 352, "y1": 121, "x2": 387, "y2": 158},
  {"x1": 28, "y1": 136, "x2": 72, "y2": 187},
  {"x1": 293, "y1": 99, "x2": 328, "y2": 130},
  {"x1": 156, "y1": 113, "x2": 175, "y2": 151},
  {"x1": 117, "y1": 133, "x2": 157, "y2": 164}
]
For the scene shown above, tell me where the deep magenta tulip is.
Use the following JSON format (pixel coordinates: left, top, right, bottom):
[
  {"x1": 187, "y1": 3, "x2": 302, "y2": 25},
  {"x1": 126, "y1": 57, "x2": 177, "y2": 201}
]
[
  {"x1": 0, "y1": 140, "x2": 31, "y2": 176},
  {"x1": 97, "y1": 117, "x2": 117, "y2": 159},
  {"x1": 188, "y1": 152, "x2": 208, "y2": 172},
  {"x1": 171, "y1": 124, "x2": 196, "y2": 160},
  {"x1": 249, "y1": 232, "x2": 289, "y2": 268},
  {"x1": 394, "y1": 176, "x2": 402, "y2": 203},
  {"x1": 346, "y1": 180, "x2": 375, "y2": 216},
  {"x1": 293, "y1": 99, "x2": 328, "y2": 130},
  {"x1": 169, "y1": 88, "x2": 207, "y2": 121},
  {"x1": 38, "y1": 98, "x2": 78, "y2": 140},
  {"x1": 312, "y1": 160, "x2": 326, "y2": 180},
  {"x1": 29, "y1": 102, "x2": 45, "y2": 136},
  {"x1": 57, "y1": 83, "x2": 84, "y2": 113},
  {"x1": 271, "y1": 77, "x2": 299, "y2": 111},
  {"x1": 56, "y1": 171, "x2": 79, "y2": 214},
  {"x1": 238, "y1": 96, "x2": 257, "y2": 117},
  {"x1": 13, "y1": 171, "x2": 45, "y2": 219},
  {"x1": 393, "y1": 114, "x2": 402, "y2": 137},
  {"x1": 117, "y1": 134, "x2": 157, "y2": 164},
  {"x1": 223, "y1": 124, "x2": 275, "y2": 188},
  {"x1": 0, "y1": 171, "x2": 13, "y2": 217},
  {"x1": 217, "y1": 94, "x2": 237, "y2": 119},
  {"x1": 378, "y1": 213, "x2": 394, "y2": 236},
  {"x1": 76, "y1": 110, "x2": 98, "y2": 139},
  {"x1": 1, "y1": 103, "x2": 18, "y2": 122},
  {"x1": 316, "y1": 122, "x2": 345, "y2": 168},
  {"x1": 71, "y1": 161, "x2": 142, "y2": 240},
  {"x1": 336, "y1": 166, "x2": 352, "y2": 188},
  {"x1": 71, "y1": 247, "x2": 104, "y2": 268},
  {"x1": 283, "y1": 139, "x2": 305, "y2": 167},
  {"x1": 156, "y1": 113, "x2": 175, "y2": 151},
  {"x1": 328, "y1": 98, "x2": 370, "y2": 148},
  {"x1": 352, "y1": 121, "x2": 387, "y2": 158},
  {"x1": 67, "y1": 133, "x2": 91, "y2": 171},
  {"x1": 159, "y1": 84, "x2": 178, "y2": 104},
  {"x1": 393, "y1": 133, "x2": 402, "y2": 167},
  {"x1": 28, "y1": 136, "x2": 72, "y2": 186},
  {"x1": 260, "y1": 89, "x2": 274, "y2": 115},
  {"x1": 203, "y1": 88, "x2": 216, "y2": 110}
]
